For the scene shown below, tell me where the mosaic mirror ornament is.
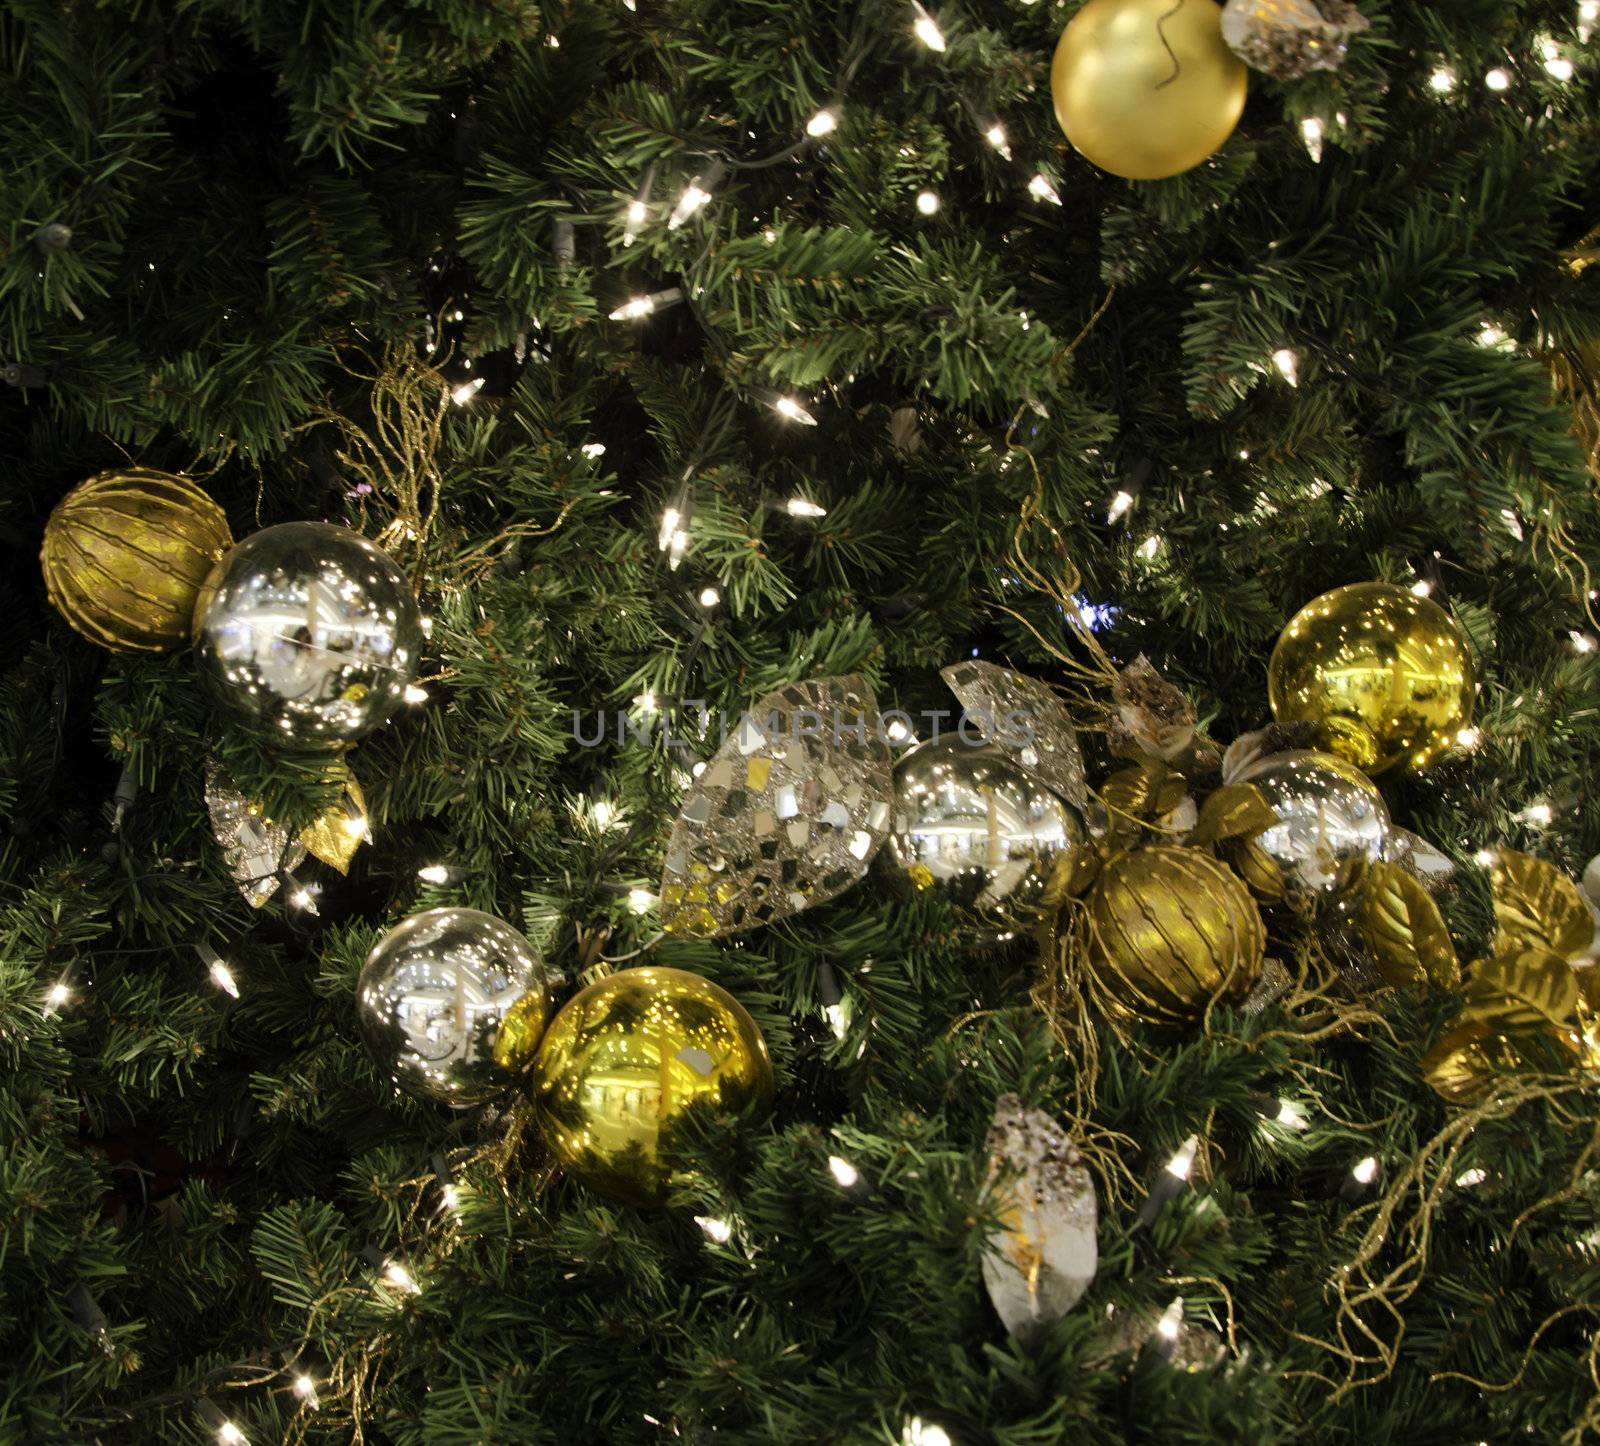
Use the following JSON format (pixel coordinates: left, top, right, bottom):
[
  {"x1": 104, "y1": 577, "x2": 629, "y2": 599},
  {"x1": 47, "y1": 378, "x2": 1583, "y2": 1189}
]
[
  {"x1": 940, "y1": 660, "x2": 1088, "y2": 812},
  {"x1": 204, "y1": 760, "x2": 307, "y2": 907},
  {"x1": 661, "y1": 675, "x2": 894, "y2": 938}
]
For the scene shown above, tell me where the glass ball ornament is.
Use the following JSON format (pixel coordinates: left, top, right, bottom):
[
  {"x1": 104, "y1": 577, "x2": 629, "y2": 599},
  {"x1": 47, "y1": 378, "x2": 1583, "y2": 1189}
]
[
  {"x1": 192, "y1": 521, "x2": 424, "y2": 746},
  {"x1": 1233, "y1": 750, "x2": 1389, "y2": 913},
  {"x1": 530, "y1": 967, "x2": 774, "y2": 1207},
  {"x1": 356, "y1": 907, "x2": 559, "y2": 1107},
  {"x1": 1268, "y1": 582, "x2": 1475, "y2": 775},
  {"x1": 885, "y1": 736, "x2": 1081, "y2": 916}
]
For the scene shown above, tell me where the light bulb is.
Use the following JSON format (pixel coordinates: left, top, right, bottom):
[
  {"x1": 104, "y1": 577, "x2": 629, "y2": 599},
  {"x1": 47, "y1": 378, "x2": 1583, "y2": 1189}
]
[
  {"x1": 1271, "y1": 347, "x2": 1299, "y2": 384},
  {"x1": 1485, "y1": 67, "x2": 1511, "y2": 91},
  {"x1": 785, "y1": 496, "x2": 826, "y2": 517},
  {"x1": 1350, "y1": 1155, "x2": 1379, "y2": 1185},
  {"x1": 46, "y1": 981, "x2": 71, "y2": 1009},
  {"x1": 903, "y1": 1420, "x2": 953, "y2": 1446},
  {"x1": 1473, "y1": 848, "x2": 1497, "y2": 868},
  {"x1": 208, "y1": 960, "x2": 240, "y2": 998},
  {"x1": 1519, "y1": 802, "x2": 1554, "y2": 826},
  {"x1": 772, "y1": 396, "x2": 817, "y2": 424},
  {"x1": 983, "y1": 122, "x2": 1010, "y2": 158},
  {"x1": 1454, "y1": 1167, "x2": 1488, "y2": 1188},
  {"x1": 1027, "y1": 173, "x2": 1063, "y2": 205},
  {"x1": 669, "y1": 180, "x2": 713, "y2": 229},
  {"x1": 1275, "y1": 1100, "x2": 1307, "y2": 1129},
  {"x1": 695, "y1": 1215, "x2": 733, "y2": 1243},
  {"x1": 450, "y1": 378, "x2": 485, "y2": 405},
  {"x1": 805, "y1": 109, "x2": 838, "y2": 138},
  {"x1": 217, "y1": 1424, "x2": 247, "y2": 1446},
  {"x1": 1137, "y1": 535, "x2": 1161, "y2": 559},
  {"x1": 1455, "y1": 727, "x2": 1482, "y2": 749},
  {"x1": 1545, "y1": 54, "x2": 1575, "y2": 81},
  {"x1": 610, "y1": 295, "x2": 656, "y2": 321},
  {"x1": 1107, "y1": 489, "x2": 1135, "y2": 523},
  {"x1": 1166, "y1": 1134, "x2": 1199, "y2": 1181},
  {"x1": 581, "y1": 441, "x2": 607, "y2": 458},
  {"x1": 627, "y1": 887, "x2": 656, "y2": 915},
  {"x1": 403, "y1": 683, "x2": 430, "y2": 705},
  {"x1": 828, "y1": 1155, "x2": 860, "y2": 1187},
  {"x1": 915, "y1": 189, "x2": 940, "y2": 215},
  {"x1": 1156, "y1": 1297, "x2": 1185, "y2": 1341},
  {"x1": 911, "y1": 3, "x2": 946, "y2": 50},
  {"x1": 383, "y1": 1261, "x2": 420, "y2": 1293},
  {"x1": 698, "y1": 585, "x2": 721, "y2": 607},
  {"x1": 1429, "y1": 66, "x2": 1456, "y2": 93},
  {"x1": 1299, "y1": 117, "x2": 1324, "y2": 163},
  {"x1": 417, "y1": 864, "x2": 451, "y2": 885},
  {"x1": 623, "y1": 198, "x2": 648, "y2": 245},
  {"x1": 593, "y1": 800, "x2": 616, "y2": 829},
  {"x1": 1409, "y1": 579, "x2": 1432, "y2": 597}
]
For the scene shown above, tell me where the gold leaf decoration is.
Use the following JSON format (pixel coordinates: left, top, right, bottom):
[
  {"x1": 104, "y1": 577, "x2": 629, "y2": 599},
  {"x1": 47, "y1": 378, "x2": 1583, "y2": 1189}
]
[
  {"x1": 1099, "y1": 760, "x2": 1167, "y2": 832},
  {"x1": 1357, "y1": 860, "x2": 1460, "y2": 989},
  {"x1": 1490, "y1": 850, "x2": 1596, "y2": 962},
  {"x1": 1189, "y1": 783, "x2": 1279, "y2": 848},
  {"x1": 1460, "y1": 947, "x2": 1580, "y2": 1033},
  {"x1": 1420, "y1": 1020, "x2": 1521, "y2": 1105},
  {"x1": 1230, "y1": 839, "x2": 1286, "y2": 905},
  {"x1": 298, "y1": 765, "x2": 369, "y2": 874}
]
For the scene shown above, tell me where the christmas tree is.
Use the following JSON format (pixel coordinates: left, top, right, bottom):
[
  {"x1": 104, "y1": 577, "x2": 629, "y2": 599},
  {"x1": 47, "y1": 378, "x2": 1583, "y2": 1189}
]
[{"x1": 5, "y1": 0, "x2": 1600, "y2": 1441}]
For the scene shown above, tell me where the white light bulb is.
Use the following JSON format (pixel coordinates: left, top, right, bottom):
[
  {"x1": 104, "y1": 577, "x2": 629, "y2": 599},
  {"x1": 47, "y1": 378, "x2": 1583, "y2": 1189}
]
[
  {"x1": 1474, "y1": 848, "x2": 1497, "y2": 868},
  {"x1": 288, "y1": 887, "x2": 316, "y2": 912},
  {"x1": 669, "y1": 181, "x2": 713, "y2": 230},
  {"x1": 209, "y1": 960, "x2": 240, "y2": 999},
  {"x1": 1351, "y1": 1155, "x2": 1379, "y2": 1185},
  {"x1": 417, "y1": 864, "x2": 451, "y2": 885},
  {"x1": 217, "y1": 1424, "x2": 247, "y2": 1446},
  {"x1": 1166, "y1": 1134, "x2": 1199, "y2": 1181},
  {"x1": 610, "y1": 295, "x2": 656, "y2": 321},
  {"x1": 1107, "y1": 489, "x2": 1135, "y2": 523},
  {"x1": 627, "y1": 887, "x2": 656, "y2": 914},
  {"x1": 1477, "y1": 321, "x2": 1509, "y2": 348},
  {"x1": 581, "y1": 441, "x2": 607, "y2": 458},
  {"x1": 698, "y1": 585, "x2": 721, "y2": 607},
  {"x1": 46, "y1": 981, "x2": 71, "y2": 1008},
  {"x1": 625, "y1": 199, "x2": 648, "y2": 233},
  {"x1": 1520, "y1": 802, "x2": 1554, "y2": 826},
  {"x1": 1299, "y1": 116, "x2": 1324, "y2": 163},
  {"x1": 983, "y1": 122, "x2": 1010, "y2": 158},
  {"x1": 403, "y1": 683, "x2": 430, "y2": 705},
  {"x1": 1485, "y1": 67, "x2": 1511, "y2": 92},
  {"x1": 451, "y1": 378, "x2": 485, "y2": 406},
  {"x1": 593, "y1": 800, "x2": 616, "y2": 829},
  {"x1": 828, "y1": 1155, "x2": 860, "y2": 1187},
  {"x1": 383, "y1": 1261, "x2": 420, "y2": 1294},
  {"x1": 773, "y1": 396, "x2": 817, "y2": 424},
  {"x1": 1271, "y1": 347, "x2": 1299, "y2": 384},
  {"x1": 1545, "y1": 54, "x2": 1575, "y2": 81},
  {"x1": 292, "y1": 1374, "x2": 319, "y2": 1408},
  {"x1": 1454, "y1": 1167, "x2": 1488, "y2": 1188},
  {"x1": 1570, "y1": 631, "x2": 1596, "y2": 654},
  {"x1": 805, "y1": 109, "x2": 838, "y2": 138},
  {"x1": 1027, "y1": 173, "x2": 1063, "y2": 205},
  {"x1": 903, "y1": 1420, "x2": 953, "y2": 1446},
  {"x1": 1137, "y1": 535, "x2": 1161, "y2": 560},
  {"x1": 1156, "y1": 1297, "x2": 1185, "y2": 1341},
  {"x1": 695, "y1": 1215, "x2": 733, "y2": 1243},
  {"x1": 785, "y1": 496, "x2": 827, "y2": 518},
  {"x1": 1276, "y1": 1100, "x2": 1307, "y2": 1129},
  {"x1": 915, "y1": 189, "x2": 940, "y2": 216},
  {"x1": 911, "y1": 4, "x2": 946, "y2": 50}
]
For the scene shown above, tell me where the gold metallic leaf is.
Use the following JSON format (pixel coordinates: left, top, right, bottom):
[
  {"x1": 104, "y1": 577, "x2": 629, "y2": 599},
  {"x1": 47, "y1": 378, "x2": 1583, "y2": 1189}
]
[
  {"x1": 1490, "y1": 851, "x2": 1596, "y2": 962},
  {"x1": 1229, "y1": 838, "x2": 1287, "y2": 904},
  {"x1": 1420, "y1": 1020, "x2": 1515, "y2": 1105},
  {"x1": 1189, "y1": 783, "x2": 1280, "y2": 847},
  {"x1": 1357, "y1": 860, "x2": 1460, "y2": 989},
  {"x1": 298, "y1": 766, "x2": 369, "y2": 874},
  {"x1": 1099, "y1": 760, "x2": 1168, "y2": 826},
  {"x1": 1460, "y1": 947, "x2": 1580, "y2": 1032}
]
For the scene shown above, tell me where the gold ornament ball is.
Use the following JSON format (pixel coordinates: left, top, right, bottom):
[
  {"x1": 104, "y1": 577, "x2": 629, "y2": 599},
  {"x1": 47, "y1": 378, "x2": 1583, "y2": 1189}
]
[
  {"x1": 530, "y1": 967, "x2": 774, "y2": 1207},
  {"x1": 1086, "y1": 846, "x2": 1265, "y2": 1026},
  {"x1": 1051, "y1": 0, "x2": 1248, "y2": 181},
  {"x1": 41, "y1": 468, "x2": 233, "y2": 652},
  {"x1": 1269, "y1": 583, "x2": 1476, "y2": 776}
]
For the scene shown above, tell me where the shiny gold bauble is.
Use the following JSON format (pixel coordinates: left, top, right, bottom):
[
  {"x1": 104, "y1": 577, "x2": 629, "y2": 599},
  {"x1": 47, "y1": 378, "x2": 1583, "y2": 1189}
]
[
  {"x1": 1051, "y1": 0, "x2": 1248, "y2": 181},
  {"x1": 41, "y1": 468, "x2": 233, "y2": 652},
  {"x1": 530, "y1": 967, "x2": 774, "y2": 1207},
  {"x1": 1268, "y1": 583, "x2": 1475, "y2": 776},
  {"x1": 1086, "y1": 846, "x2": 1265, "y2": 1026}
]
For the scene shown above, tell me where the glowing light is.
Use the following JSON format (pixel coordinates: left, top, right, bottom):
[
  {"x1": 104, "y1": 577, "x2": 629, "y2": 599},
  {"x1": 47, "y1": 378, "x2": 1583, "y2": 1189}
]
[
  {"x1": 1275, "y1": 1100, "x2": 1307, "y2": 1130},
  {"x1": 1107, "y1": 489, "x2": 1135, "y2": 524},
  {"x1": 341, "y1": 813, "x2": 369, "y2": 840},
  {"x1": 288, "y1": 887, "x2": 316, "y2": 912},
  {"x1": 1519, "y1": 802, "x2": 1554, "y2": 826},
  {"x1": 983, "y1": 123, "x2": 1011, "y2": 158},
  {"x1": 403, "y1": 683, "x2": 430, "y2": 705},
  {"x1": 628, "y1": 887, "x2": 656, "y2": 914},
  {"x1": 911, "y1": 3, "x2": 946, "y2": 50},
  {"x1": 1485, "y1": 67, "x2": 1511, "y2": 92},
  {"x1": 1474, "y1": 848, "x2": 1497, "y2": 868},
  {"x1": 611, "y1": 295, "x2": 656, "y2": 321},
  {"x1": 292, "y1": 1374, "x2": 319, "y2": 1409},
  {"x1": 1027, "y1": 173, "x2": 1063, "y2": 205},
  {"x1": 1476, "y1": 322, "x2": 1510, "y2": 348},
  {"x1": 383, "y1": 1260, "x2": 421, "y2": 1294},
  {"x1": 622, "y1": 199, "x2": 648, "y2": 246},
  {"x1": 1428, "y1": 66, "x2": 1456, "y2": 93},
  {"x1": 451, "y1": 378, "x2": 485, "y2": 406},
  {"x1": 593, "y1": 800, "x2": 616, "y2": 829},
  {"x1": 1570, "y1": 631, "x2": 1596, "y2": 654},
  {"x1": 1299, "y1": 116, "x2": 1324, "y2": 162},
  {"x1": 828, "y1": 1155, "x2": 860, "y2": 1187},
  {"x1": 1166, "y1": 1134, "x2": 1199, "y2": 1181},
  {"x1": 785, "y1": 496, "x2": 827, "y2": 518},
  {"x1": 1350, "y1": 1155, "x2": 1379, "y2": 1185},
  {"x1": 698, "y1": 585, "x2": 721, "y2": 607},
  {"x1": 1137, "y1": 535, "x2": 1161, "y2": 560},
  {"x1": 1409, "y1": 580, "x2": 1433, "y2": 597},
  {"x1": 695, "y1": 1215, "x2": 733, "y2": 1243},
  {"x1": 824, "y1": 1001, "x2": 850, "y2": 1038},
  {"x1": 1454, "y1": 1167, "x2": 1488, "y2": 1188},
  {"x1": 669, "y1": 180, "x2": 714, "y2": 230},
  {"x1": 44, "y1": 981, "x2": 71, "y2": 1013},
  {"x1": 903, "y1": 1420, "x2": 953, "y2": 1446},
  {"x1": 773, "y1": 396, "x2": 817, "y2": 424},
  {"x1": 1272, "y1": 347, "x2": 1299, "y2": 385},
  {"x1": 417, "y1": 864, "x2": 451, "y2": 885},
  {"x1": 581, "y1": 442, "x2": 607, "y2": 458},
  {"x1": 915, "y1": 189, "x2": 941, "y2": 216},
  {"x1": 1545, "y1": 54, "x2": 1575, "y2": 81},
  {"x1": 1455, "y1": 727, "x2": 1482, "y2": 749},
  {"x1": 1156, "y1": 1297, "x2": 1185, "y2": 1341},
  {"x1": 806, "y1": 109, "x2": 838, "y2": 138},
  {"x1": 209, "y1": 960, "x2": 240, "y2": 998},
  {"x1": 884, "y1": 717, "x2": 913, "y2": 743},
  {"x1": 217, "y1": 1424, "x2": 247, "y2": 1446}
]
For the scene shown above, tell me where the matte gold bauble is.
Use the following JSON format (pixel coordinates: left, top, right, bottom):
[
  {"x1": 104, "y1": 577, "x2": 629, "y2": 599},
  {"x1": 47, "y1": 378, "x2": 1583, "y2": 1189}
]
[
  {"x1": 1086, "y1": 846, "x2": 1265, "y2": 1025},
  {"x1": 1268, "y1": 582, "x2": 1475, "y2": 776},
  {"x1": 530, "y1": 967, "x2": 774, "y2": 1207},
  {"x1": 1051, "y1": 0, "x2": 1248, "y2": 181},
  {"x1": 41, "y1": 468, "x2": 233, "y2": 652}
]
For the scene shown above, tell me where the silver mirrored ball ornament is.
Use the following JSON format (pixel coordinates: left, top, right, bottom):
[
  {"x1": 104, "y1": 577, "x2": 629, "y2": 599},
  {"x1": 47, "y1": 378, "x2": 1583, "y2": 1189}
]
[
  {"x1": 886, "y1": 736, "x2": 1081, "y2": 917},
  {"x1": 1235, "y1": 748, "x2": 1389, "y2": 913},
  {"x1": 193, "y1": 521, "x2": 424, "y2": 745},
  {"x1": 356, "y1": 907, "x2": 559, "y2": 1107}
]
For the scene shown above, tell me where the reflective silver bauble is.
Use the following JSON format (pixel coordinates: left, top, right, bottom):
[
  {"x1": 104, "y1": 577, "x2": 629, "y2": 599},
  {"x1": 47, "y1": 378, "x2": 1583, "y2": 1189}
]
[
  {"x1": 1235, "y1": 749, "x2": 1389, "y2": 913},
  {"x1": 193, "y1": 522, "x2": 424, "y2": 745},
  {"x1": 886, "y1": 736, "x2": 1080, "y2": 916},
  {"x1": 356, "y1": 907, "x2": 559, "y2": 1107}
]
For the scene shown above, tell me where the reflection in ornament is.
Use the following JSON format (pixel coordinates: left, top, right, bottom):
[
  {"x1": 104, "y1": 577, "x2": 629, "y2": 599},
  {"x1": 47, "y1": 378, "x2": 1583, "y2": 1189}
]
[
  {"x1": 1233, "y1": 749, "x2": 1388, "y2": 913},
  {"x1": 193, "y1": 522, "x2": 424, "y2": 746},
  {"x1": 356, "y1": 907, "x2": 558, "y2": 1107},
  {"x1": 660, "y1": 676, "x2": 893, "y2": 938},
  {"x1": 886, "y1": 738, "x2": 1081, "y2": 915},
  {"x1": 1268, "y1": 582, "x2": 1475, "y2": 775},
  {"x1": 530, "y1": 967, "x2": 773, "y2": 1206}
]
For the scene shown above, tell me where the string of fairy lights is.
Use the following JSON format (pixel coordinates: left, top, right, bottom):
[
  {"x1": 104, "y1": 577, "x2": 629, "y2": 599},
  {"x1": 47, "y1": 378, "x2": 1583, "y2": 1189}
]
[{"x1": 29, "y1": 1, "x2": 1600, "y2": 1440}]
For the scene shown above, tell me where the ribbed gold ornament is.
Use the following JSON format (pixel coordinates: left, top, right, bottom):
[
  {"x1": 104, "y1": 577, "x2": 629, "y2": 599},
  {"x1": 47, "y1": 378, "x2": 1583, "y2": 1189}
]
[
  {"x1": 1268, "y1": 582, "x2": 1475, "y2": 776},
  {"x1": 530, "y1": 967, "x2": 773, "y2": 1206},
  {"x1": 41, "y1": 468, "x2": 233, "y2": 652},
  {"x1": 1086, "y1": 846, "x2": 1265, "y2": 1026}
]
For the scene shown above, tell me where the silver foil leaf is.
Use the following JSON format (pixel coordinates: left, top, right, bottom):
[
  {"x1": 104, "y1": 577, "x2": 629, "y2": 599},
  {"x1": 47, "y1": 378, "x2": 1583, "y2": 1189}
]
[
  {"x1": 1221, "y1": 0, "x2": 1368, "y2": 81},
  {"x1": 981, "y1": 1094, "x2": 1098, "y2": 1338},
  {"x1": 1241, "y1": 957, "x2": 1292, "y2": 1015},
  {"x1": 940, "y1": 660, "x2": 1088, "y2": 812},
  {"x1": 204, "y1": 761, "x2": 306, "y2": 907},
  {"x1": 660, "y1": 675, "x2": 893, "y2": 938},
  {"x1": 1383, "y1": 827, "x2": 1457, "y2": 894}
]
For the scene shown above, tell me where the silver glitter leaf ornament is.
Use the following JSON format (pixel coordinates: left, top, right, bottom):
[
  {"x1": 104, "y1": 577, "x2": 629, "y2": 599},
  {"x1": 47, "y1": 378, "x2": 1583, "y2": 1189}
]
[
  {"x1": 981, "y1": 1095, "x2": 1098, "y2": 1339},
  {"x1": 660, "y1": 675, "x2": 893, "y2": 938},
  {"x1": 940, "y1": 660, "x2": 1087, "y2": 812},
  {"x1": 204, "y1": 761, "x2": 307, "y2": 907},
  {"x1": 1222, "y1": 0, "x2": 1368, "y2": 81}
]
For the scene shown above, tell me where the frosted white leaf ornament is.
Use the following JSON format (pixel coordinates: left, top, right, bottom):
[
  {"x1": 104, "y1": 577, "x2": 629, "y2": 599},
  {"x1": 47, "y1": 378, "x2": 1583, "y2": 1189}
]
[
  {"x1": 981, "y1": 1094, "x2": 1098, "y2": 1338},
  {"x1": 660, "y1": 675, "x2": 893, "y2": 938},
  {"x1": 940, "y1": 660, "x2": 1088, "y2": 812}
]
